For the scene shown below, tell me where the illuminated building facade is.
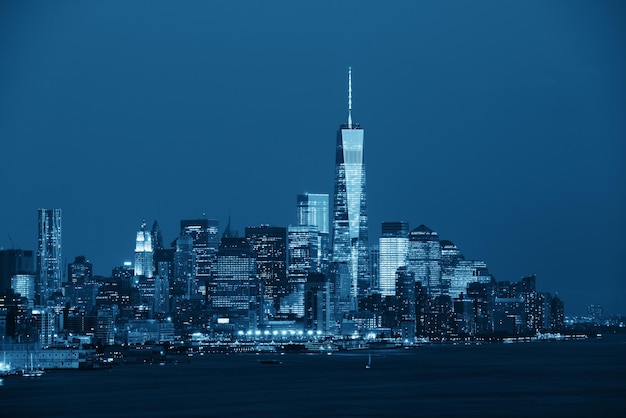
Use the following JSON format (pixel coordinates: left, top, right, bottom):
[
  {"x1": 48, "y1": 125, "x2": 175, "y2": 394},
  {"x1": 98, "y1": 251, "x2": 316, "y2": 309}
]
[
  {"x1": 37, "y1": 208, "x2": 62, "y2": 302},
  {"x1": 297, "y1": 193, "x2": 330, "y2": 270},
  {"x1": 11, "y1": 274, "x2": 36, "y2": 306},
  {"x1": 331, "y1": 68, "x2": 369, "y2": 298},
  {"x1": 174, "y1": 234, "x2": 197, "y2": 299},
  {"x1": 180, "y1": 219, "x2": 219, "y2": 294},
  {"x1": 297, "y1": 193, "x2": 329, "y2": 234},
  {"x1": 449, "y1": 260, "x2": 492, "y2": 299},
  {"x1": 0, "y1": 249, "x2": 34, "y2": 295},
  {"x1": 212, "y1": 236, "x2": 259, "y2": 330},
  {"x1": 245, "y1": 226, "x2": 287, "y2": 319},
  {"x1": 304, "y1": 272, "x2": 331, "y2": 333},
  {"x1": 134, "y1": 219, "x2": 153, "y2": 278},
  {"x1": 378, "y1": 221, "x2": 409, "y2": 296},
  {"x1": 67, "y1": 256, "x2": 93, "y2": 285},
  {"x1": 285, "y1": 225, "x2": 321, "y2": 317},
  {"x1": 407, "y1": 224, "x2": 442, "y2": 296}
]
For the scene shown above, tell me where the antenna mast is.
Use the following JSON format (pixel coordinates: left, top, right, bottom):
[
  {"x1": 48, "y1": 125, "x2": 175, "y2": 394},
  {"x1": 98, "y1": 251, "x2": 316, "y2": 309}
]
[{"x1": 348, "y1": 67, "x2": 352, "y2": 128}]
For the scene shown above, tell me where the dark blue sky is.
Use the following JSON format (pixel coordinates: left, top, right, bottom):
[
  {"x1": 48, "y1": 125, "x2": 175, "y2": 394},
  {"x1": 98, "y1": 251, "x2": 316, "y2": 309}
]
[{"x1": 1, "y1": 1, "x2": 624, "y2": 315}]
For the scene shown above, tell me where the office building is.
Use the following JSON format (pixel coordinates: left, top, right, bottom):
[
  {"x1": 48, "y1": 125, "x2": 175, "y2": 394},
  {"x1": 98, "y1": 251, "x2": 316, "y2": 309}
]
[
  {"x1": 180, "y1": 219, "x2": 219, "y2": 294},
  {"x1": 67, "y1": 256, "x2": 93, "y2": 285},
  {"x1": 304, "y1": 272, "x2": 331, "y2": 333},
  {"x1": 285, "y1": 225, "x2": 321, "y2": 317},
  {"x1": 0, "y1": 249, "x2": 35, "y2": 294},
  {"x1": 449, "y1": 260, "x2": 492, "y2": 299},
  {"x1": 331, "y1": 68, "x2": 369, "y2": 297},
  {"x1": 378, "y1": 221, "x2": 409, "y2": 296},
  {"x1": 297, "y1": 193, "x2": 330, "y2": 270},
  {"x1": 407, "y1": 224, "x2": 442, "y2": 296},
  {"x1": 11, "y1": 274, "x2": 36, "y2": 306},
  {"x1": 134, "y1": 220, "x2": 153, "y2": 278},
  {"x1": 212, "y1": 236, "x2": 259, "y2": 331},
  {"x1": 245, "y1": 225, "x2": 287, "y2": 319},
  {"x1": 37, "y1": 208, "x2": 62, "y2": 302}
]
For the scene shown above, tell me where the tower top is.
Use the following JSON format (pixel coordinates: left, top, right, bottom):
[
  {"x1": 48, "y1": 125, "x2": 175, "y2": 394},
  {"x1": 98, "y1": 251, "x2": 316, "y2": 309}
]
[{"x1": 347, "y1": 67, "x2": 352, "y2": 128}]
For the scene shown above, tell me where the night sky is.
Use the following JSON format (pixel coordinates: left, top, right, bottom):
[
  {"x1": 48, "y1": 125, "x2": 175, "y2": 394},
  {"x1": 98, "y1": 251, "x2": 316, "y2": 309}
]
[{"x1": 1, "y1": 1, "x2": 624, "y2": 316}]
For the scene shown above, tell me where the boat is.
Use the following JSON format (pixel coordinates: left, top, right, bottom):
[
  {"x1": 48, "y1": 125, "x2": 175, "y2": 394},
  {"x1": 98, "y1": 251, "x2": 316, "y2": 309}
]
[
  {"x1": 259, "y1": 359, "x2": 283, "y2": 365},
  {"x1": 22, "y1": 354, "x2": 45, "y2": 378},
  {"x1": 365, "y1": 353, "x2": 371, "y2": 369}
]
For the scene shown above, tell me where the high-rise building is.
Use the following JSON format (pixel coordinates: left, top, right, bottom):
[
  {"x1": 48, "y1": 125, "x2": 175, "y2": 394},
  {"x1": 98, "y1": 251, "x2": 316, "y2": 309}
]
[
  {"x1": 297, "y1": 193, "x2": 330, "y2": 271},
  {"x1": 304, "y1": 272, "x2": 331, "y2": 333},
  {"x1": 212, "y1": 236, "x2": 259, "y2": 331},
  {"x1": 0, "y1": 249, "x2": 35, "y2": 294},
  {"x1": 37, "y1": 208, "x2": 62, "y2": 302},
  {"x1": 440, "y1": 240, "x2": 464, "y2": 297},
  {"x1": 151, "y1": 220, "x2": 164, "y2": 251},
  {"x1": 11, "y1": 274, "x2": 36, "y2": 306},
  {"x1": 134, "y1": 220, "x2": 153, "y2": 278},
  {"x1": 245, "y1": 226, "x2": 287, "y2": 319},
  {"x1": 180, "y1": 219, "x2": 219, "y2": 291},
  {"x1": 407, "y1": 224, "x2": 442, "y2": 296},
  {"x1": 449, "y1": 260, "x2": 492, "y2": 299},
  {"x1": 285, "y1": 225, "x2": 321, "y2": 317},
  {"x1": 67, "y1": 256, "x2": 93, "y2": 285},
  {"x1": 297, "y1": 193, "x2": 330, "y2": 234},
  {"x1": 331, "y1": 68, "x2": 369, "y2": 297},
  {"x1": 173, "y1": 233, "x2": 197, "y2": 299},
  {"x1": 378, "y1": 221, "x2": 409, "y2": 296}
]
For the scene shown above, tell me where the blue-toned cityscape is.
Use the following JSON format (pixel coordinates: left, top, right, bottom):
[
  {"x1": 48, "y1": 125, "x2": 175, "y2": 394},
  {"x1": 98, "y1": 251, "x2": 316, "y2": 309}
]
[{"x1": 0, "y1": 69, "x2": 622, "y2": 378}]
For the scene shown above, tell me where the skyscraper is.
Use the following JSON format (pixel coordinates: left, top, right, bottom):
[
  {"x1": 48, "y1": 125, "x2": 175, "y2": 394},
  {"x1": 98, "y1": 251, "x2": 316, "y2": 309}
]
[
  {"x1": 37, "y1": 208, "x2": 62, "y2": 302},
  {"x1": 285, "y1": 225, "x2": 321, "y2": 317},
  {"x1": 407, "y1": 224, "x2": 442, "y2": 296},
  {"x1": 67, "y1": 256, "x2": 93, "y2": 285},
  {"x1": 245, "y1": 225, "x2": 287, "y2": 319},
  {"x1": 212, "y1": 236, "x2": 259, "y2": 331},
  {"x1": 378, "y1": 221, "x2": 409, "y2": 296},
  {"x1": 297, "y1": 193, "x2": 330, "y2": 234},
  {"x1": 180, "y1": 218, "x2": 219, "y2": 295},
  {"x1": 298, "y1": 193, "x2": 330, "y2": 271},
  {"x1": 331, "y1": 68, "x2": 369, "y2": 297},
  {"x1": 0, "y1": 249, "x2": 34, "y2": 294},
  {"x1": 134, "y1": 219, "x2": 153, "y2": 278}
]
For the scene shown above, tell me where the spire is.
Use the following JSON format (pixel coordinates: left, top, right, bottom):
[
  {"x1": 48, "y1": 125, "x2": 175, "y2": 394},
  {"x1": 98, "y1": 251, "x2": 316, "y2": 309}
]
[
  {"x1": 347, "y1": 67, "x2": 352, "y2": 128},
  {"x1": 222, "y1": 215, "x2": 232, "y2": 239}
]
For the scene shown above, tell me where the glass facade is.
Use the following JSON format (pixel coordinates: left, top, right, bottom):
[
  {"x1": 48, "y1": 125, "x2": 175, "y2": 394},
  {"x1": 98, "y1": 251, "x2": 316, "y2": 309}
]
[
  {"x1": 212, "y1": 237, "x2": 259, "y2": 330},
  {"x1": 245, "y1": 226, "x2": 287, "y2": 319},
  {"x1": 407, "y1": 224, "x2": 442, "y2": 296},
  {"x1": 332, "y1": 68, "x2": 369, "y2": 298},
  {"x1": 180, "y1": 219, "x2": 219, "y2": 289},
  {"x1": 37, "y1": 208, "x2": 62, "y2": 302},
  {"x1": 286, "y1": 225, "x2": 321, "y2": 317},
  {"x1": 332, "y1": 127, "x2": 369, "y2": 297},
  {"x1": 449, "y1": 260, "x2": 492, "y2": 299},
  {"x1": 297, "y1": 193, "x2": 329, "y2": 234},
  {"x1": 378, "y1": 221, "x2": 409, "y2": 296}
]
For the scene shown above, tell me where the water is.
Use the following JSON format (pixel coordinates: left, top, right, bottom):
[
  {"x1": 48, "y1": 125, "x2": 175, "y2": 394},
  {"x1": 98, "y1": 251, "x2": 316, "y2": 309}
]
[{"x1": 1, "y1": 336, "x2": 625, "y2": 417}]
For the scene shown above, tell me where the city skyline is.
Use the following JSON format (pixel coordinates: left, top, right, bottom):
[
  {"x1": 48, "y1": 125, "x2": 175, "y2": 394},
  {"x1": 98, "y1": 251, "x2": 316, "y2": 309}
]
[{"x1": 0, "y1": 1, "x2": 624, "y2": 316}]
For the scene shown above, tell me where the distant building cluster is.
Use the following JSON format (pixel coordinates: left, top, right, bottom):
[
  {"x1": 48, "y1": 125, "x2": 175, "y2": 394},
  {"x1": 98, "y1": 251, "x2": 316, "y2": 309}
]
[{"x1": 1, "y1": 69, "x2": 566, "y2": 349}]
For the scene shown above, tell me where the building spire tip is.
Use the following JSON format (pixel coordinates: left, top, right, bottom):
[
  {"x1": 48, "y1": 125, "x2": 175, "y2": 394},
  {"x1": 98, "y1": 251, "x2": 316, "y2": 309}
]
[{"x1": 348, "y1": 67, "x2": 352, "y2": 128}]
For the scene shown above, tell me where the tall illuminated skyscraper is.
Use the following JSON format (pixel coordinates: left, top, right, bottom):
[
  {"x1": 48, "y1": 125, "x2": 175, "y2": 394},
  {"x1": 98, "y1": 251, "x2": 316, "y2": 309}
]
[
  {"x1": 407, "y1": 224, "x2": 442, "y2": 296},
  {"x1": 378, "y1": 222, "x2": 409, "y2": 296},
  {"x1": 245, "y1": 225, "x2": 287, "y2": 319},
  {"x1": 37, "y1": 208, "x2": 62, "y2": 302},
  {"x1": 331, "y1": 68, "x2": 369, "y2": 297},
  {"x1": 297, "y1": 193, "x2": 329, "y2": 234},
  {"x1": 180, "y1": 218, "x2": 219, "y2": 296},
  {"x1": 297, "y1": 193, "x2": 330, "y2": 272},
  {"x1": 134, "y1": 219, "x2": 153, "y2": 278}
]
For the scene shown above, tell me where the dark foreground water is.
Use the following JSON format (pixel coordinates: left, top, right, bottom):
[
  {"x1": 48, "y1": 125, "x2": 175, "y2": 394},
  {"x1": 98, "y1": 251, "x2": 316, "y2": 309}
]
[{"x1": 1, "y1": 336, "x2": 625, "y2": 417}]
